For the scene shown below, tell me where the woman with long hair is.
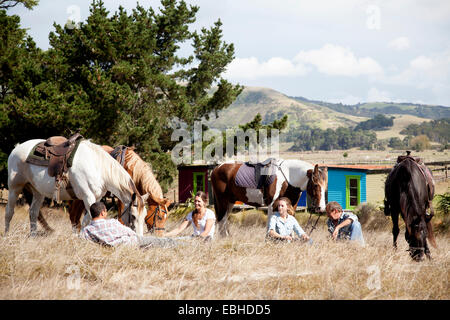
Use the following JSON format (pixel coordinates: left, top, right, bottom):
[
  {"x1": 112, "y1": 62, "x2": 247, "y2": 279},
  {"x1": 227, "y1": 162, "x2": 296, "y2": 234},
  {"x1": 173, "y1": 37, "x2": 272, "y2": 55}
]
[
  {"x1": 267, "y1": 197, "x2": 310, "y2": 242},
  {"x1": 164, "y1": 191, "x2": 216, "y2": 240}
]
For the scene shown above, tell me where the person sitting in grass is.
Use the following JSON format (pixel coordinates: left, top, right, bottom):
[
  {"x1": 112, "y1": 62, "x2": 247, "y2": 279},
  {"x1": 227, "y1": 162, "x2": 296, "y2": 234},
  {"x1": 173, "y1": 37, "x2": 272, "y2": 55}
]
[
  {"x1": 267, "y1": 197, "x2": 311, "y2": 243},
  {"x1": 81, "y1": 201, "x2": 178, "y2": 248},
  {"x1": 326, "y1": 201, "x2": 365, "y2": 246},
  {"x1": 164, "y1": 191, "x2": 215, "y2": 241}
]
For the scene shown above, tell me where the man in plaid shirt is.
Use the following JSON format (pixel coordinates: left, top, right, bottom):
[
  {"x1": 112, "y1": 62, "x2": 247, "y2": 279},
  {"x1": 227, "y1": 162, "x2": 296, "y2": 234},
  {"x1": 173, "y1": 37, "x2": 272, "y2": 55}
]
[{"x1": 81, "y1": 202, "x2": 177, "y2": 248}]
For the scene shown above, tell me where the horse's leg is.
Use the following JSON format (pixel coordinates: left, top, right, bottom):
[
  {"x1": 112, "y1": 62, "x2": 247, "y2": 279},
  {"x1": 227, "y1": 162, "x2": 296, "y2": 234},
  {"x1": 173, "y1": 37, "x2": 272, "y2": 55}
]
[
  {"x1": 426, "y1": 220, "x2": 437, "y2": 249},
  {"x1": 5, "y1": 187, "x2": 22, "y2": 234},
  {"x1": 80, "y1": 195, "x2": 97, "y2": 228},
  {"x1": 391, "y1": 212, "x2": 400, "y2": 249},
  {"x1": 266, "y1": 203, "x2": 274, "y2": 233},
  {"x1": 29, "y1": 191, "x2": 45, "y2": 236},
  {"x1": 37, "y1": 211, "x2": 54, "y2": 234},
  {"x1": 23, "y1": 186, "x2": 54, "y2": 233},
  {"x1": 69, "y1": 200, "x2": 85, "y2": 232},
  {"x1": 218, "y1": 202, "x2": 234, "y2": 237},
  {"x1": 424, "y1": 237, "x2": 431, "y2": 260}
]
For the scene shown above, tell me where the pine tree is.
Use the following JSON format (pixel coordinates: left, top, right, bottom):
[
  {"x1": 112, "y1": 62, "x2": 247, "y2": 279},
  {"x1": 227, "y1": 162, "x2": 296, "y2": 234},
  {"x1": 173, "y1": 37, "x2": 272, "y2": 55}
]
[{"x1": 0, "y1": 0, "x2": 242, "y2": 190}]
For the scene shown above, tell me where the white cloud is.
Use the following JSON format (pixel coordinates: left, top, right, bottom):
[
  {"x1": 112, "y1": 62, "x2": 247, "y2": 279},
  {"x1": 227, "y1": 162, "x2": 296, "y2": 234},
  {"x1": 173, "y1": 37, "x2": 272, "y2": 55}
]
[
  {"x1": 382, "y1": 50, "x2": 450, "y2": 91},
  {"x1": 388, "y1": 37, "x2": 410, "y2": 51},
  {"x1": 294, "y1": 44, "x2": 383, "y2": 77},
  {"x1": 410, "y1": 56, "x2": 434, "y2": 70},
  {"x1": 224, "y1": 56, "x2": 309, "y2": 79},
  {"x1": 367, "y1": 87, "x2": 392, "y2": 102},
  {"x1": 225, "y1": 44, "x2": 385, "y2": 81}
]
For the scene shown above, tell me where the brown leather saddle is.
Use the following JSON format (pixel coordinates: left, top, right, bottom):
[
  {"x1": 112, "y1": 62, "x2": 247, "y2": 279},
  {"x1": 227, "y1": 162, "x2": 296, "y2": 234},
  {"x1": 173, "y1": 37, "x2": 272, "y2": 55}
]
[{"x1": 26, "y1": 133, "x2": 83, "y2": 200}]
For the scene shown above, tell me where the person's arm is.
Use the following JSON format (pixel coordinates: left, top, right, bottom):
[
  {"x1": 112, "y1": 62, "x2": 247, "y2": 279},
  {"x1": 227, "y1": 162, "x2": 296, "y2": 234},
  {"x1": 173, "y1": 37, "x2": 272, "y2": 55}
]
[
  {"x1": 114, "y1": 219, "x2": 138, "y2": 237},
  {"x1": 268, "y1": 229, "x2": 292, "y2": 240},
  {"x1": 292, "y1": 218, "x2": 310, "y2": 241},
  {"x1": 200, "y1": 218, "x2": 214, "y2": 238},
  {"x1": 332, "y1": 217, "x2": 354, "y2": 240},
  {"x1": 164, "y1": 219, "x2": 190, "y2": 237}
]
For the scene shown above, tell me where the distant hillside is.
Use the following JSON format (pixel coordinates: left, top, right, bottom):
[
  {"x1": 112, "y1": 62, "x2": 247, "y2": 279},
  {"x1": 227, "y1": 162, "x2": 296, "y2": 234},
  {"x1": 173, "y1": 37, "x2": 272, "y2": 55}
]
[
  {"x1": 291, "y1": 96, "x2": 450, "y2": 120},
  {"x1": 206, "y1": 86, "x2": 367, "y2": 130},
  {"x1": 204, "y1": 86, "x2": 449, "y2": 143}
]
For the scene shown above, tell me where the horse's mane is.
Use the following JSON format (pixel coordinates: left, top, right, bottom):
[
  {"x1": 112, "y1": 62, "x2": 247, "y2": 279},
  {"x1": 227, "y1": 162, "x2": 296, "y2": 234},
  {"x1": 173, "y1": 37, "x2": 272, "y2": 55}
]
[
  {"x1": 84, "y1": 140, "x2": 134, "y2": 196},
  {"x1": 124, "y1": 148, "x2": 165, "y2": 204}
]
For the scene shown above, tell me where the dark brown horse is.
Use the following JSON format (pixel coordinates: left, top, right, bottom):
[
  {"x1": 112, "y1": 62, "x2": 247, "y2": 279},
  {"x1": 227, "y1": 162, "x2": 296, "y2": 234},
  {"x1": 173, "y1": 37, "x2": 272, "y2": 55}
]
[
  {"x1": 36, "y1": 145, "x2": 171, "y2": 236},
  {"x1": 384, "y1": 154, "x2": 437, "y2": 260},
  {"x1": 211, "y1": 159, "x2": 328, "y2": 236}
]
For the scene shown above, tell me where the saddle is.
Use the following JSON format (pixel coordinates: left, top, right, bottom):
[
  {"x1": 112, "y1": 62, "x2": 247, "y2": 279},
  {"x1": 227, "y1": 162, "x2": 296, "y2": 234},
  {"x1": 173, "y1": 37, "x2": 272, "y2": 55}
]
[
  {"x1": 26, "y1": 133, "x2": 83, "y2": 201},
  {"x1": 235, "y1": 158, "x2": 277, "y2": 190},
  {"x1": 245, "y1": 158, "x2": 277, "y2": 189}
]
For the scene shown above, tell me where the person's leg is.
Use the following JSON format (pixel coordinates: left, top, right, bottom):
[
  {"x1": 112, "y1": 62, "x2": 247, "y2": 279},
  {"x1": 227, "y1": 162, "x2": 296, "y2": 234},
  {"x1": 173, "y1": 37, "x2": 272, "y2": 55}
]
[
  {"x1": 350, "y1": 221, "x2": 365, "y2": 246},
  {"x1": 137, "y1": 235, "x2": 179, "y2": 248}
]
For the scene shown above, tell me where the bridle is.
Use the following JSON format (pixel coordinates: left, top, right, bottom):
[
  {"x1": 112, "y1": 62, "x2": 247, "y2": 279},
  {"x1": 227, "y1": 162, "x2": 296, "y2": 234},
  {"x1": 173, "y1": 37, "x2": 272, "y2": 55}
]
[
  {"x1": 145, "y1": 204, "x2": 168, "y2": 233},
  {"x1": 121, "y1": 199, "x2": 138, "y2": 227}
]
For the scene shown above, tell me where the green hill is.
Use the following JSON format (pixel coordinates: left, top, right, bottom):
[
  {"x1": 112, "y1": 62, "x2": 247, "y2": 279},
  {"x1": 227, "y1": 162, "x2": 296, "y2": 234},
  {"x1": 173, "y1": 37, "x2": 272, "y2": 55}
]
[
  {"x1": 203, "y1": 86, "x2": 449, "y2": 145},
  {"x1": 205, "y1": 86, "x2": 368, "y2": 130},
  {"x1": 290, "y1": 96, "x2": 450, "y2": 120}
]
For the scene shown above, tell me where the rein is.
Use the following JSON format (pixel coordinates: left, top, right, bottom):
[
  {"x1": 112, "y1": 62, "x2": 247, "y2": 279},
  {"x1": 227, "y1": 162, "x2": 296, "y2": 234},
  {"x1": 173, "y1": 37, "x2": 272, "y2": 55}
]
[
  {"x1": 305, "y1": 212, "x2": 322, "y2": 236},
  {"x1": 274, "y1": 160, "x2": 295, "y2": 188}
]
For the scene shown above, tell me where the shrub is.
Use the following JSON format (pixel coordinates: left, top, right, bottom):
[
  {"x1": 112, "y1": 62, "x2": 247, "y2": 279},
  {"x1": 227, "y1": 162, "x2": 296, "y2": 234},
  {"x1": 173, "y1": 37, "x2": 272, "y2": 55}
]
[
  {"x1": 434, "y1": 192, "x2": 450, "y2": 233},
  {"x1": 353, "y1": 203, "x2": 390, "y2": 230}
]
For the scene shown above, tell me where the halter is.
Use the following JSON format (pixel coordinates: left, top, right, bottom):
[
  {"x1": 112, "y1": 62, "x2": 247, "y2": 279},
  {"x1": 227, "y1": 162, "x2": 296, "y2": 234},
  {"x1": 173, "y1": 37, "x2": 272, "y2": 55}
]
[
  {"x1": 145, "y1": 204, "x2": 168, "y2": 233},
  {"x1": 121, "y1": 198, "x2": 138, "y2": 227}
]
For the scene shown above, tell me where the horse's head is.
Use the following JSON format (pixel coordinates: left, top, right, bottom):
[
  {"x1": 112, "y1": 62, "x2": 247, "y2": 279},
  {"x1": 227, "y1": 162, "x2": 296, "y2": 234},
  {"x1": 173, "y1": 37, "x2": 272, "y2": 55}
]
[
  {"x1": 306, "y1": 165, "x2": 328, "y2": 213},
  {"x1": 407, "y1": 215, "x2": 429, "y2": 261},
  {"x1": 122, "y1": 192, "x2": 149, "y2": 236},
  {"x1": 145, "y1": 198, "x2": 172, "y2": 236}
]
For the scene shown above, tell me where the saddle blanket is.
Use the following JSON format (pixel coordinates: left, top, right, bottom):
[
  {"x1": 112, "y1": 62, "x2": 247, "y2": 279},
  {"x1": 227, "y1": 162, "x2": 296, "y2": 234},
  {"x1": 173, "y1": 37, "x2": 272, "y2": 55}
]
[{"x1": 235, "y1": 163, "x2": 276, "y2": 189}]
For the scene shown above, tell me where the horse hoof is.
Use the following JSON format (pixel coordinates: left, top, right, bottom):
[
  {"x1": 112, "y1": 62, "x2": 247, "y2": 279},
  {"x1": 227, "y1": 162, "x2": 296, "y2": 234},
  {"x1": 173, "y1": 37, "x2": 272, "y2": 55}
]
[{"x1": 29, "y1": 230, "x2": 49, "y2": 237}]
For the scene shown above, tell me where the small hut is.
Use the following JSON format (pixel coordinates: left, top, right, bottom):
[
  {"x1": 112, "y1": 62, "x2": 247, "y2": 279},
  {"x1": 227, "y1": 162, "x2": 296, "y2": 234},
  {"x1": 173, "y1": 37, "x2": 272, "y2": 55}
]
[
  {"x1": 177, "y1": 164, "x2": 216, "y2": 205},
  {"x1": 323, "y1": 164, "x2": 392, "y2": 210}
]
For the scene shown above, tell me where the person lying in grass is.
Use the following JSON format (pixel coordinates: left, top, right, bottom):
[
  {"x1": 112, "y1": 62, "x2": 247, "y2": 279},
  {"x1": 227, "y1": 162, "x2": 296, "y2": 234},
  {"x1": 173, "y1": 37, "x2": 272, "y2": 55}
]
[{"x1": 81, "y1": 201, "x2": 178, "y2": 248}]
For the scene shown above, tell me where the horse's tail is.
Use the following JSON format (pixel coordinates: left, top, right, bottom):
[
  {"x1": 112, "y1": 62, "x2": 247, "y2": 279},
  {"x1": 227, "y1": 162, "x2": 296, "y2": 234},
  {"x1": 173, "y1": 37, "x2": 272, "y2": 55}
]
[
  {"x1": 426, "y1": 220, "x2": 437, "y2": 248},
  {"x1": 383, "y1": 199, "x2": 390, "y2": 216}
]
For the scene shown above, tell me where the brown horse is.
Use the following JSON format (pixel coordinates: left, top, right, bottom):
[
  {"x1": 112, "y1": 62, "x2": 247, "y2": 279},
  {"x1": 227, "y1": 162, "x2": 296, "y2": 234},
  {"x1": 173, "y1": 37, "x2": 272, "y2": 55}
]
[
  {"x1": 211, "y1": 159, "x2": 328, "y2": 236},
  {"x1": 384, "y1": 153, "x2": 437, "y2": 260},
  {"x1": 37, "y1": 145, "x2": 171, "y2": 236}
]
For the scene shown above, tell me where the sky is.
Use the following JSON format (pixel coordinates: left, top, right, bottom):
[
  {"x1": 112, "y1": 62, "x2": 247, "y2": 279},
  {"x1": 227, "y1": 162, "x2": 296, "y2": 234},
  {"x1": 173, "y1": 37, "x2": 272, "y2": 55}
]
[{"x1": 9, "y1": 0, "x2": 450, "y2": 106}]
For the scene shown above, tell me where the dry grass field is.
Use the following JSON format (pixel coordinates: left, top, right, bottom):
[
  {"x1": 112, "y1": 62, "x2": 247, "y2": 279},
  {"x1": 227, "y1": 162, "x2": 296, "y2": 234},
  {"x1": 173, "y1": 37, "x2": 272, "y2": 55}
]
[{"x1": 0, "y1": 203, "x2": 448, "y2": 300}]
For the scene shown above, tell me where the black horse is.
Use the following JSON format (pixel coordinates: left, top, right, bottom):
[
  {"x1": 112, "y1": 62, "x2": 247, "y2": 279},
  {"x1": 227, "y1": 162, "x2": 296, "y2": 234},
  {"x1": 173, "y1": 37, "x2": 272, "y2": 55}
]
[{"x1": 384, "y1": 153, "x2": 437, "y2": 261}]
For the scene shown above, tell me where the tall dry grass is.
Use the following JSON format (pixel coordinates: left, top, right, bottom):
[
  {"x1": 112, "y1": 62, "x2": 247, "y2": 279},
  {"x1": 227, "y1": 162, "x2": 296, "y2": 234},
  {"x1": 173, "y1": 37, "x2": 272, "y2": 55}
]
[{"x1": 0, "y1": 204, "x2": 448, "y2": 300}]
